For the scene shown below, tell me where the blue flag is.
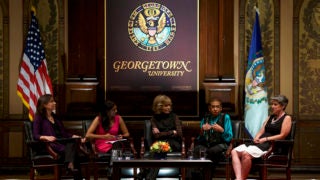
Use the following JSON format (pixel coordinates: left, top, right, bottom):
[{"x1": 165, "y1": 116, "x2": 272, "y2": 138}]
[{"x1": 244, "y1": 11, "x2": 268, "y2": 138}]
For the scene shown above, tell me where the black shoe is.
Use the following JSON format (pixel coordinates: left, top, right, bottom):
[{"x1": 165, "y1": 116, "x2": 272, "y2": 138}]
[
  {"x1": 72, "y1": 169, "x2": 82, "y2": 180},
  {"x1": 135, "y1": 174, "x2": 144, "y2": 180},
  {"x1": 135, "y1": 168, "x2": 149, "y2": 180},
  {"x1": 146, "y1": 168, "x2": 159, "y2": 180}
]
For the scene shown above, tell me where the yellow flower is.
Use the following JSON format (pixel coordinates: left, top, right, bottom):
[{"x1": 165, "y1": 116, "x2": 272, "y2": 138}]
[{"x1": 150, "y1": 141, "x2": 172, "y2": 153}]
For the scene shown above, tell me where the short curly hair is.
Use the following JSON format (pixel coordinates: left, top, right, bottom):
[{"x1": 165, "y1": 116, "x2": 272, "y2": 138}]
[
  {"x1": 152, "y1": 94, "x2": 172, "y2": 114},
  {"x1": 270, "y1": 94, "x2": 289, "y2": 110}
]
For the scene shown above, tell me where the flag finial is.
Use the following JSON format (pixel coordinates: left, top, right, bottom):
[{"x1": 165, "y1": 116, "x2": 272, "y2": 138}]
[
  {"x1": 254, "y1": 6, "x2": 260, "y2": 16},
  {"x1": 31, "y1": 6, "x2": 36, "y2": 16}
]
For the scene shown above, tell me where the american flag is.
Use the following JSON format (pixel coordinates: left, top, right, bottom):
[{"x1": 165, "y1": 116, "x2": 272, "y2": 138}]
[{"x1": 17, "y1": 12, "x2": 53, "y2": 121}]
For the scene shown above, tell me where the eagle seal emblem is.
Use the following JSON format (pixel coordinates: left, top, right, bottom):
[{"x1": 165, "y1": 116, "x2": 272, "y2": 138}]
[{"x1": 128, "y1": 2, "x2": 176, "y2": 51}]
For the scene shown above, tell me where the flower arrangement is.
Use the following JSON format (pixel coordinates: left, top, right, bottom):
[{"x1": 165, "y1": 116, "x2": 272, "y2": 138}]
[{"x1": 150, "y1": 141, "x2": 172, "y2": 153}]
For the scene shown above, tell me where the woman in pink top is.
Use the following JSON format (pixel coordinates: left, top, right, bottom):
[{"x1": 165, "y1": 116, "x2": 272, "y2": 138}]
[{"x1": 85, "y1": 100, "x2": 130, "y2": 153}]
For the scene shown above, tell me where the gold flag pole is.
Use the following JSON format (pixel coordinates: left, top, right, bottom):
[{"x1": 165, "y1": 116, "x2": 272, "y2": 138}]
[{"x1": 31, "y1": 5, "x2": 36, "y2": 16}]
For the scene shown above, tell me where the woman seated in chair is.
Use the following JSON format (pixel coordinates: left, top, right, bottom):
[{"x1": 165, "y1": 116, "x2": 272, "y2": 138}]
[
  {"x1": 194, "y1": 97, "x2": 233, "y2": 161},
  {"x1": 191, "y1": 97, "x2": 233, "y2": 178},
  {"x1": 231, "y1": 94, "x2": 292, "y2": 180},
  {"x1": 150, "y1": 94, "x2": 183, "y2": 152},
  {"x1": 85, "y1": 100, "x2": 130, "y2": 153},
  {"x1": 138, "y1": 94, "x2": 183, "y2": 179},
  {"x1": 32, "y1": 94, "x2": 85, "y2": 180}
]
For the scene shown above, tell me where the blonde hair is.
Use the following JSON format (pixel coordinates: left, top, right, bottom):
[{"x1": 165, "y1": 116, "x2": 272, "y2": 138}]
[{"x1": 152, "y1": 94, "x2": 172, "y2": 114}]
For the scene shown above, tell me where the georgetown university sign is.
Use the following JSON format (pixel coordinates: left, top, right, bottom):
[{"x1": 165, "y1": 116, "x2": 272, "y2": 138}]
[{"x1": 106, "y1": 0, "x2": 198, "y2": 116}]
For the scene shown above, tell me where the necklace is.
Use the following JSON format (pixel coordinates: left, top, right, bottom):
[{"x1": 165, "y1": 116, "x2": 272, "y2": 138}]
[
  {"x1": 272, "y1": 112, "x2": 285, "y2": 123},
  {"x1": 48, "y1": 116, "x2": 54, "y2": 123}
]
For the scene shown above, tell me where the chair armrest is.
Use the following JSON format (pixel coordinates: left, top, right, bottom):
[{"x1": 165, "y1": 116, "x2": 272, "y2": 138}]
[
  {"x1": 261, "y1": 139, "x2": 294, "y2": 160},
  {"x1": 140, "y1": 137, "x2": 146, "y2": 158},
  {"x1": 86, "y1": 138, "x2": 99, "y2": 157},
  {"x1": 45, "y1": 144, "x2": 59, "y2": 159},
  {"x1": 25, "y1": 140, "x2": 42, "y2": 146},
  {"x1": 26, "y1": 139, "x2": 60, "y2": 159},
  {"x1": 189, "y1": 137, "x2": 195, "y2": 151},
  {"x1": 128, "y1": 137, "x2": 138, "y2": 158},
  {"x1": 225, "y1": 143, "x2": 234, "y2": 158},
  {"x1": 181, "y1": 137, "x2": 186, "y2": 158},
  {"x1": 77, "y1": 140, "x2": 90, "y2": 156},
  {"x1": 225, "y1": 139, "x2": 240, "y2": 158}
]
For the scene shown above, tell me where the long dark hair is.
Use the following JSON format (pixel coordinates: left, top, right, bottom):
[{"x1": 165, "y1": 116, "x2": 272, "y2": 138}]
[
  {"x1": 100, "y1": 100, "x2": 116, "y2": 131},
  {"x1": 36, "y1": 94, "x2": 53, "y2": 119}
]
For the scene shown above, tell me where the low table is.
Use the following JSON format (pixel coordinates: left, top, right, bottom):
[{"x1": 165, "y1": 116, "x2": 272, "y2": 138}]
[{"x1": 112, "y1": 158, "x2": 214, "y2": 180}]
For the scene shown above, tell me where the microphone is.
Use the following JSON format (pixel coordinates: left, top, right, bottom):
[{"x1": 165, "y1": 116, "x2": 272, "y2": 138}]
[
  {"x1": 204, "y1": 112, "x2": 210, "y2": 141},
  {"x1": 205, "y1": 112, "x2": 210, "y2": 124}
]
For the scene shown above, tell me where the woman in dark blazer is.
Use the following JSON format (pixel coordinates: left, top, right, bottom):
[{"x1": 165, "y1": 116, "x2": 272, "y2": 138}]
[{"x1": 32, "y1": 94, "x2": 85, "y2": 179}]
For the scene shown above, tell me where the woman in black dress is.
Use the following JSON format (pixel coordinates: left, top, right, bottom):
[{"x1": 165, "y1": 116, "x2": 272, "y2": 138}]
[{"x1": 231, "y1": 95, "x2": 292, "y2": 180}]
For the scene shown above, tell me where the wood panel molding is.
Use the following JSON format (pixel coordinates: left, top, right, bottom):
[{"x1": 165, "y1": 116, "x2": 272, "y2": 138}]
[
  {"x1": 200, "y1": 0, "x2": 235, "y2": 82},
  {"x1": 64, "y1": 81, "x2": 99, "y2": 119},
  {"x1": 203, "y1": 82, "x2": 237, "y2": 117}
]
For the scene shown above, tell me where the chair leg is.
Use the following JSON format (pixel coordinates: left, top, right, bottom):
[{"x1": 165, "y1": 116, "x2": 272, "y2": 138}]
[
  {"x1": 94, "y1": 164, "x2": 99, "y2": 180},
  {"x1": 53, "y1": 165, "x2": 60, "y2": 180},
  {"x1": 133, "y1": 167, "x2": 137, "y2": 179},
  {"x1": 84, "y1": 165, "x2": 91, "y2": 180},
  {"x1": 226, "y1": 164, "x2": 230, "y2": 180},
  {"x1": 30, "y1": 168, "x2": 35, "y2": 180},
  {"x1": 181, "y1": 167, "x2": 186, "y2": 180},
  {"x1": 260, "y1": 166, "x2": 267, "y2": 180},
  {"x1": 94, "y1": 170, "x2": 98, "y2": 180},
  {"x1": 286, "y1": 167, "x2": 291, "y2": 180}
]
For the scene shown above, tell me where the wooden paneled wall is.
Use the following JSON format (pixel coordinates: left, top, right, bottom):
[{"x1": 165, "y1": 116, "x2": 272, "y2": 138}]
[{"x1": 64, "y1": 0, "x2": 238, "y2": 118}]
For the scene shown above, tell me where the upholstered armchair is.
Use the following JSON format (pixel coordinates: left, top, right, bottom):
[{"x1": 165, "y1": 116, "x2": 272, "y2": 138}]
[
  {"x1": 24, "y1": 121, "x2": 90, "y2": 180},
  {"x1": 83, "y1": 120, "x2": 137, "y2": 179},
  {"x1": 140, "y1": 119, "x2": 186, "y2": 179}
]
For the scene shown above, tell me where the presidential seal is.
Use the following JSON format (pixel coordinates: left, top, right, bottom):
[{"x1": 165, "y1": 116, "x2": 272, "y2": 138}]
[{"x1": 128, "y1": 2, "x2": 176, "y2": 51}]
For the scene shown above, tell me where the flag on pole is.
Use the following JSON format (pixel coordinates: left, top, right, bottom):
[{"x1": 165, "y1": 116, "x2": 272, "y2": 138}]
[
  {"x1": 244, "y1": 10, "x2": 268, "y2": 138},
  {"x1": 17, "y1": 12, "x2": 53, "y2": 121}
]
